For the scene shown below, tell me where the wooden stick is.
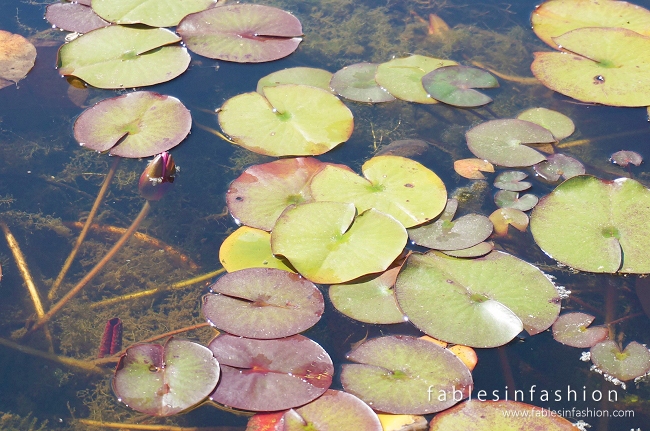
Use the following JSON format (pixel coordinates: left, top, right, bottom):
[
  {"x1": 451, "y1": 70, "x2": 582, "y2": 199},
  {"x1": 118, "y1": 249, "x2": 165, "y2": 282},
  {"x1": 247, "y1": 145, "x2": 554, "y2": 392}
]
[
  {"x1": 77, "y1": 418, "x2": 240, "y2": 431},
  {"x1": 49, "y1": 157, "x2": 120, "y2": 300},
  {"x1": 30, "y1": 201, "x2": 151, "y2": 333}
]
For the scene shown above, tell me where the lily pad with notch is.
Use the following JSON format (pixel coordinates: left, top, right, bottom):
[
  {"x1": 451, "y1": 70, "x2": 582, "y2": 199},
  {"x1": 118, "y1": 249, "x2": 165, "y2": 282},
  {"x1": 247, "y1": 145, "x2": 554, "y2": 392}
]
[
  {"x1": 421, "y1": 65, "x2": 498, "y2": 108},
  {"x1": 177, "y1": 4, "x2": 302, "y2": 63},
  {"x1": 219, "y1": 226, "x2": 294, "y2": 273},
  {"x1": 494, "y1": 171, "x2": 531, "y2": 192},
  {"x1": 611, "y1": 150, "x2": 643, "y2": 167},
  {"x1": 489, "y1": 208, "x2": 529, "y2": 236},
  {"x1": 552, "y1": 312, "x2": 608, "y2": 348},
  {"x1": 533, "y1": 153, "x2": 585, "y2": 182},
  {"x1": 73, "y1": 91, "x2": 191, "y2": 158},
  {"x1": 453, "y1": 158, "x2": 494, "y2": 180},
  {"x1": 208, "y1": 333, "x2": 333, "y2": 411},
  {"x1": 494, "y1": 190, "x2": 538, "y2": 211},
  {"x1": 591, "y1": 340, "x2": 650, "y2": 381},
  {"x1": 330, "y1": 62, "x2": 395, "y2": 103},
  {"x1": 45, "y1": 2, "x2": 110, "y2": 34},
  {"x1": 92, "y1": 0, "x2": 215, "y2": 27},
  {"x1": 517, "y1": 108, "x2": 575, "y2": 141}
]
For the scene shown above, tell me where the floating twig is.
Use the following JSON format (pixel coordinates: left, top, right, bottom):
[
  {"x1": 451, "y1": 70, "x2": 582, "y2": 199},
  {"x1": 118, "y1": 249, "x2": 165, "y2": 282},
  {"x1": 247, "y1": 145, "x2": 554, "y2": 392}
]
[
  {"x1": 77, "y1": 418, "x2": 238, "y2": 431},
  {"x1": 470, "y1": 60, "x2": 540, "y2": 85}
]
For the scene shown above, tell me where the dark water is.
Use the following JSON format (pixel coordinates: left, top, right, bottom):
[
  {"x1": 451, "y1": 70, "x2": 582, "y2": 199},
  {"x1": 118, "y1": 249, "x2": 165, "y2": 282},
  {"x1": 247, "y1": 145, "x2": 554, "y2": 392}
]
[{"x1": 0, "y1": 0, "x2": 649, "y2": 430}]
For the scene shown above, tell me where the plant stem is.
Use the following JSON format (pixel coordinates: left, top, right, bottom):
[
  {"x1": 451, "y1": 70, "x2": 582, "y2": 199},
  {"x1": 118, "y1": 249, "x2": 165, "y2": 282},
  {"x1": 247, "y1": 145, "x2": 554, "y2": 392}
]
[
  {"x1": 49, "y1": 157, "x2": 120, "y2": 300},
  {"x1": 77, "y1": 418, "x2": 239, "y2": 430},
  {"x1": 30, "y1": 201, "x2": 151, "y2": 333}
]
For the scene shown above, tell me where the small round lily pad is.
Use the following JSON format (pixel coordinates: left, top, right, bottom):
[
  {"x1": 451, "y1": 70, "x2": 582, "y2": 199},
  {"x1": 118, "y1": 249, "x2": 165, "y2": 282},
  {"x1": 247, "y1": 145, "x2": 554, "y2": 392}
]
[
  {"x1": 533, "y1": 153, "x2": 585, "y2": 182},
  {"x1": 453, "y1": 158, "x2": 494, "y2": 180},
  {"x1": 494, "y1": 171, "x2": 531, "y2": 192},
  {"x1": 219, "y1": 226, "x2": 294, "y2": 273},
  {"x1": 330, "y1": 62, "x2": 395, "y2": 103},
  {"x1": 421, "y1": 65, "x2": 498, "y2": 107},
  {"x1": 552, "y1": 312, "x2": 608, "y2": 348},
  {"x1": 517, "y1": 107, "x2": 575, "y2": 141},
  {"x1": 591, "y1": 340, "x2": 650, "y2": 381},
  {"x1": 494, "y1": 190, "x2": 538, "y2": 211},
  {"x1": 489, "y1": 208, "x2": 529, "y2": 236},
  {"x1": 611, "y1": 150, "x2": 642, "y2": 167}
]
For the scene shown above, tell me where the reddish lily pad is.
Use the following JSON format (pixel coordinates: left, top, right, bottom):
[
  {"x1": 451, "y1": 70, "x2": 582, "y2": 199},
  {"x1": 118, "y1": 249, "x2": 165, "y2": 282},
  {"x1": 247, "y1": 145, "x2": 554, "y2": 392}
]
[
  {"x1": 113, "y1": 338, "x2": 220, "y2": 416},
  {"x1": 208, "y1": 334, "x2": 333, "y2": 411},
  {"x1": 493, "y1": 171, "x2": 531, "y2": 192},
  {"x1": 92, "y1": 0, "x2": 215, "y2": 27},
  {"x1": 0, "y1": 30, "x2": 36, "y2": 89},
  {"x1": 611, "y1": 150, "x2": 643, "y2": 167},
  {"x1": 219, "y1": 226, "x2": 295, "y2": 273},
  {"x1": 466, "y1": 119, "x2": 556, "y2": 167},
  {"x1": 283, "y1": 390, "x2": 382, "y2": 431},
  {"x1": 73, "y1": 91, "x2": 192, "y2": 158},
  {"x1": 330, "y1": 63, "x2": 395, "y2": 103},
  {"x1": 552, "y1": 312, "x2": 608, "y2": 348},
  {"x1": 178, "y1": 4, "x2": 302, "y2": 63},
  {"x1": 489, "y1": 208, "x2": 529, "y2": 236},
  {"x1": 533, "y1": 153, "x2": 585, "y2": 182},
  {"x1": 421, "y1": 65, "x2": 498, "y2": 107},
  {"x1": 341, "y1": 335, "x2": 472, "y2": 414},
  {"x1": 494, "y1": 190, "x2": 538, "y2": 211},
  {"x1": 202, "y1": 267, "x2": 324, "y2": 339},
  {"x1": 45, "y1": 2, "x2": 110, "y2": 34},
  {"x1": 453, "y1": 158, "x2": 494, "y2": 180},
  {"x1": 591, "y1": 340, "x2": 650, "y2": 381},
  {"x1": 257, "y1": 67, "x2": 333, "y2": 94}
]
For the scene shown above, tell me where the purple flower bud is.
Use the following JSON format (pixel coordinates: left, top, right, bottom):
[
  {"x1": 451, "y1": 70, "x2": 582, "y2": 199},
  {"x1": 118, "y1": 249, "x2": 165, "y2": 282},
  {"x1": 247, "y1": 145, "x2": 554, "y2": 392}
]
[{"x1": 138, "y1": 152, "x2": 177, "y2": 201}]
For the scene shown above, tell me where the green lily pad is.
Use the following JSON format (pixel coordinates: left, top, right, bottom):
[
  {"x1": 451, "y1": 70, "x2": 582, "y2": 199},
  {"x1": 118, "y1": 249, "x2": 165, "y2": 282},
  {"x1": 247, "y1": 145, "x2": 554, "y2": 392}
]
[
  {"x1": 532, "y1": 27, "x2": 650, "y2": 107},
  {"x1": 395, "y1": 251, "x2": 561, "y2": 347},
  {"x1": 310, "y1": 155, "x2": 447, "y2": 228},
  {"x1": 591, "y1": 340, "x2": 650, "y2": 381},
  {"x1": 340, "y1": 335, "x2": 472, "y2": 414},
  {"x1": 530, "y1": 175, "x2": 650, "y2": 273},
  {"x1": 429, "y1": 400, "x2": 576, "y2": 431},
  {"x1": 73, "y1": 91, "x2": 191, "y2": 158},
  {"x1": 113, "y1": 338, "x2": 220, "y2": 416},
  {"x1": 57, "y1": 25, "x2": 190, "y2": 89},
  {"x1": 283, "y1": 390, "x2": 382, "y2": 431},
  {"x1": 611, "y1": 150, "x2": 643, "y2": 167},
  {"x1": 494, "y1": 171, "x2": 531, "y2": 192},
  {"x1": 421, "y1": 65, "x2": 498, "y2": 107},
  {"x1": 494, "y1": 190, "x2": 538, "y2": 211},
  {"x1": 375, "y1": 55, "x2": 458, "y2": 104},
  {"x1": 177, "y1": 4, "x2": 302, "y2": 63},
  {"x1": 0, "y1": 30, "x2": 36, "y2": 89},
  {"x1": 226, "y1": 157, "x2": 338, "y2": 231},
  {"x1": 330, "y1": 63, "x2": 395, "y2": 103},
  {"x1": 257, "y1": 67, "x2": 333, "y2": 94},
  {"x1": 466, "y1": 119, "x2": 556, "y2": 167},
  {"x1": 533, "y1": 154, "x2": 585, "y2": 182},
  {"x1": 218, "y1": 85, "x2": 354, "y2": 157},
  {"x1": 517, "y1": 108, "x2": 575, "y2": 141},
  {"x1": 202, "y1": 267, "x2": 323, "y2": 339},
  {"x1": 329, "y1": 266, "x2": 405, "y2": 324},
  {"x1": 531, "y1": 0, "x2": 650, "y2": 49},
  {"x1": 92, "y1": 0, "x2": 215, "y2": 27},
  {"x1": 45, "y1": 2, "x2": 110, "y2": 33},
  {"x1": 552, "y1": 312, "x2": 608, "y2": 348},
  {"x1": 219, "y1": 226, "x2": 294, "y2": 273},
  {"x1": 271, "y1": 202, "x2": 407, "y2": 284},
  {"x1": 442, "y1": 242, "x2": 494, "y2": 258}
]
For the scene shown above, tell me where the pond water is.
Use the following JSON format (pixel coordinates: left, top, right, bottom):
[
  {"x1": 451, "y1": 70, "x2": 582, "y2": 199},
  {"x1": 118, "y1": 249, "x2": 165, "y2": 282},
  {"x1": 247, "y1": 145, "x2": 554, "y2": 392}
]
[{"x1": 1, "y1": 0, "x2": 650, "y2": 430}]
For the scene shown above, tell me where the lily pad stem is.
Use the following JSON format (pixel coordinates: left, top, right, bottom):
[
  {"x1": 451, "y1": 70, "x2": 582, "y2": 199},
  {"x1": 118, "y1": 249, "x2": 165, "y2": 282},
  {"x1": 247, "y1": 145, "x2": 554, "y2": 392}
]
[{"x1": 77, "y1": 418, "x2": 225, "y2": 430}]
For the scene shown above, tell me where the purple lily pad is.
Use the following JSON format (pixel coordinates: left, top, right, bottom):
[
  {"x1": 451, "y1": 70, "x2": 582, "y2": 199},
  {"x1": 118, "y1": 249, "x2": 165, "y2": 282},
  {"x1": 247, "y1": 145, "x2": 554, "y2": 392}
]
[
  {"x1": 202, "y1": 267, "x2": 324, "y2": 339},
  {"x1": 73, "y1": 91, "x2": 191, "y2": 158},
  {"x1": 330, "y1": 63, "x2": 395, "y2": 103},
  {"x1": 112, "y1": 338, "x2": 220, "y2": 416},
  {"x1": 493, "y1": 171, "x2": 531, "y2": 191},
  {"x1": 45, "y1": 2, "x2": 110, "y2": 34},
  {"x1": 611, "y1": 150, "x2": 643, "y2": 167},
  {"x1": 552, "y1": 312, "x2": 609, "y2": 348},
  {"x1": 341, "y1": 335, "x2": 472, "y2": 414},
  {"x1": 533, "y1": 153, "x2": 585, "y2": 182},
  {"x1": 422, "y1": 65, "x2": 498, "y2": 107},
  {"x1": 208, "y1": 334, "x2": 333, "y2": 411},
  {"x1": 591, "y1": 340, "x2": 650, "y2": 381},
  {"x1": 494, "y1": 190, "x2": 538, "y2": 211},
  {"x1": 177, "y1": 4, "x2": 302, "y2": 63},
  {"x1": 283, "y1": 390, "x2": 382, "y2": 431}
]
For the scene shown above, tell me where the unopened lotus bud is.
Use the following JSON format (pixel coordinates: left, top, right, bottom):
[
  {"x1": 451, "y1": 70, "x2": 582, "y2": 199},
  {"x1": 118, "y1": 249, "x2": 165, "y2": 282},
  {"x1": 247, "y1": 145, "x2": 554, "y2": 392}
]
[{"x1": 138, "y1": 152, "x2": 177, "y2": 201}]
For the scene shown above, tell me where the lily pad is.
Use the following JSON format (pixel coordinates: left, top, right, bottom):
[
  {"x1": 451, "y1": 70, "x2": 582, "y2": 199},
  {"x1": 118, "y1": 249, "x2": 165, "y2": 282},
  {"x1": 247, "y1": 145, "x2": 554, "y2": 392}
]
[
  {"x1": 226, "y1": 157, "x2": 338, "y2": 231},
  {"x1": 45, "y1": 2, "x2": 110, "y2": 34},
  {"x1": 283, "y1": 390, "x2": 382, "y2": 431},
  {"x1": 494, "y1": 171, "x2": 531, "y2": 192},
  {"x1": 530, "y1": 175, "x2": 650, "y2": 273},
  {"x1": 375, "y1": 55, "x2": 458, "y2": 104},
  {"x1": 533, "y1": 153, "x2": 585, "y2": 182},
  {"x1": 202, "y1": 267, "x2": 324, "y2": 339},
  {"x1": 219, "y1": 226, "x2": 294, "y2": 273},
  {"x1": 494, "y1": 190, "x2": 538, "y2": 211},
  {"x1": 531, "y1": 0, "x2": 650, "y2": 49},
  {"x1": 377, "y1": 139, "x2": 431, "y2": 158},
  {"x1": 92, "y1": 0, "x2": 215, "y2": 27},
  {"x1": 395, "y1": 251, "x2": 561, "y2": 347},
  {"x1": 340, "y1": 335, "x2": 473, "y2": 414},
  {"x1": 517, "y1": 108, "x2": 575, "y2": 141},
  {"x1": 73, "y1": 91, "x2": 192, "y2": 158},
  {"x1": 177, "y1": 4, "x2": 302, "y2": 63},
  {"x1": 310, "y1": 155, "x2": 447, "y2": 228},
  {"x1": 113, "y1": 338, "x2": 220, "y2": 416},
  {"x1": 58, "y1": 25, "x2": 190, "y2": 89},
  {"x1": 591, "y1": 340, "x2": 650, "y2": 381},
  {"x1": 552, "y1": 312, "x2": 608, "y2": 348},
  {"x1": 421, "y1": 65, "x2": 498, "y2": 107},
  {"x1": 611, "y1": 150, "x2": 643, "y2": 167},
  {"x1": 453, "y1": 158, "x2": 494, "y2": 180},
  {"x1": 257, "y1": 67, "x2": 333, "y2": 94},
  {"x1": 429, "y1": 400, "x2": 576, "y2": 431},
  {"x1": 531, "y1": 27, "x2": 650, "y2": 107},
  {"x1": 271, "y1": 202, "x2": 407, "y2": 284},
  {"x1": 442, "y1": 242, "x2": 494, "y2": 258},
  {"x1": 466, "y1": 119, "x2": 556, "y2": 167},
  {"x1": 330, "y1": 63, "x2": 395, "y2": 103},
  {"x1": 489, "y1": 208, "x2": 529, "y2": 236},
  {"x1": 208, "y1": 334, "x2": 333, "y2": 411},
  {"x1": 329, "y1": 266, "x2": 405, "y2": 324},
  {"x1": 0, "y1": 30, "x2": 36, "y2": 89},
  {"x1": 218, "y1": 85, "x2": 354, "y2": 157}
]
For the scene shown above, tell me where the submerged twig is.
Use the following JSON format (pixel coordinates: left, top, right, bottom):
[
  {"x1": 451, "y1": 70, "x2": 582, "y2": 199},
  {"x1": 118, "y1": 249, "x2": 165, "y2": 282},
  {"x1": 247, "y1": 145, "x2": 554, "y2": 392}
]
[
  {"x1": 77, "y1": 418, "x2": 237, "y2": 431},
  {"x1": 194, "y1": 122, "x2": 237, "y2": 144},
  {"x1": 470, "y1": 60, "x2": 540, "y2": 85}
]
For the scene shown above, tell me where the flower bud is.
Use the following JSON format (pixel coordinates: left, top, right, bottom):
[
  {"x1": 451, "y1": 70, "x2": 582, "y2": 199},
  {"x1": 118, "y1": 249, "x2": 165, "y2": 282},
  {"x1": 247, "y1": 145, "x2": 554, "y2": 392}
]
[{"x1": 138, "y1": 152, "x2": 177, "y2": 201}]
